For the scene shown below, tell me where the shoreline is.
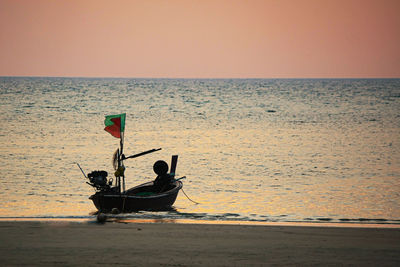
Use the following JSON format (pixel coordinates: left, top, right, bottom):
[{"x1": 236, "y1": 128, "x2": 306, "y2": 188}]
[
  {"x1": 1, "y1": 220, "x2": 399, "y2": 266},
  {"x1": 1, "y1": 217, "x2": 400, "y2": 229}
]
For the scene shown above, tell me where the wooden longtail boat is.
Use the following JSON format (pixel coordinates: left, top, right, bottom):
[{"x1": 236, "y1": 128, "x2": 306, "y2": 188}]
[
  {"x1": 89, "y1": 179, "x2": 183, "y2": 213},
  {"x1": 80, "y1": 113, "x2": 183, "y2": 213}
]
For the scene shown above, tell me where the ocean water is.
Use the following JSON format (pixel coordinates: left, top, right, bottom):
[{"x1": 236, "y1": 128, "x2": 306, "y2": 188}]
[{"x1": 0, "y1": 77, "x2": 399, "y2": 224}]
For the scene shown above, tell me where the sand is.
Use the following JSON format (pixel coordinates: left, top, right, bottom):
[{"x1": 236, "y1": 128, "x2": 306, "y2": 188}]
[{"x1": 0, "y1": 220, "x2": 399, "y2": 266}]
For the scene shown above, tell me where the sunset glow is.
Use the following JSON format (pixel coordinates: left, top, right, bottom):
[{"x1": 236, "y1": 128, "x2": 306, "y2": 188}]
[{"x1": 0, "y1": 0, "x2": 399, "y2": 78}]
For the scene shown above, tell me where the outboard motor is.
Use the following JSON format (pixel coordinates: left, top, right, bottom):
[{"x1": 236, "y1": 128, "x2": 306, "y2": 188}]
[{"x1": 87, "y1": 170, "x2": 111, "y2": 191}]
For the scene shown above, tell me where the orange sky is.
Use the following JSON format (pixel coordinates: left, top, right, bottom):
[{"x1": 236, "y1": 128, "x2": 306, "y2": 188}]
[{"x1": 0, "y1": 0, "x2": 399, "y2": 78}]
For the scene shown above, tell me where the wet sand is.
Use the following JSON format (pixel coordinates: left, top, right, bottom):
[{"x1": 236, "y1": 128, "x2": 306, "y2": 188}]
[{"x1": 0, "y1": 221, "x2": 399, "y2": 266}]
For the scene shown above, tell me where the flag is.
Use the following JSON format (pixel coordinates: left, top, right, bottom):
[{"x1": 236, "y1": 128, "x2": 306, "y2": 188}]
[{"x1": 104, "y1": 113, "x2": 126, "y2": 138}]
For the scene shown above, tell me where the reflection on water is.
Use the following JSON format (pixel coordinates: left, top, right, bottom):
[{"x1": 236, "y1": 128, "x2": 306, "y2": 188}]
[{"x1": 0, "y1": 78, "x2": 399, "y2": 224}]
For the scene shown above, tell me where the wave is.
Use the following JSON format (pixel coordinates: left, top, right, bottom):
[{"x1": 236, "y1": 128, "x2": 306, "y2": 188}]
[{"x1": 1, "y1": 212, "x2": 399, "y2": 225}]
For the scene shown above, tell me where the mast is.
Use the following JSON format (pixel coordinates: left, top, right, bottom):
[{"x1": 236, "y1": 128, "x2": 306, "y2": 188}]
[
  {"x1": 104, "y1": 113, "x2": 126, "y2": 194},
  {"x1": 120, "y1": 131, "x2": 125, "y2": 193},
  {"x1": 115, "y1": 128, "x2": 125, "y2": 194}
]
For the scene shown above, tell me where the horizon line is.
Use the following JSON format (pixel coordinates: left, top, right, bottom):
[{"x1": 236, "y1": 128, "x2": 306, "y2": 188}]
[{"x1": 1, "y1": 75, "x2": 399, "y2": 80}]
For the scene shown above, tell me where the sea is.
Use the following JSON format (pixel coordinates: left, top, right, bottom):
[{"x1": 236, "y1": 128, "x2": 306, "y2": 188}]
[{"x1": 0, "y1": 77, "x2": 399, "y2": 225}]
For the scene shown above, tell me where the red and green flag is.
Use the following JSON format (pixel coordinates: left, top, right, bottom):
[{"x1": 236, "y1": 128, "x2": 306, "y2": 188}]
[{"x1": 104, "y1": 113, "x2": 126, "y2": 139}]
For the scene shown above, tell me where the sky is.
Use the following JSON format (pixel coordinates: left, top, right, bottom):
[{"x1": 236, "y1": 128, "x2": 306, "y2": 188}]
[{"x1": 0, "y1": 0, "x2": 399, "y2": 78}]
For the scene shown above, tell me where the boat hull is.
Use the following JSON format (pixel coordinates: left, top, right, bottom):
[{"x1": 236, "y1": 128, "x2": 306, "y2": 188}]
[{"x1": 89, "y1": 180, "x2": 182, "y2": 213}]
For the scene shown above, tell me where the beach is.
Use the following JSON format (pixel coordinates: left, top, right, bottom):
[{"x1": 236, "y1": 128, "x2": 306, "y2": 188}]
[
  {"x1": 1, "y1": 0, "x2": 400, "y2": 265},
  {"x1": 1, "y1": 221, "x2": 399, "y2": 266}
]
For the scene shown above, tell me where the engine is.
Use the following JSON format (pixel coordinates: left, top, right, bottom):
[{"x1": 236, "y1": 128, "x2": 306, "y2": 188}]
[{"x1": 87, "y1": 170, "x2": 111, "y2": 191}]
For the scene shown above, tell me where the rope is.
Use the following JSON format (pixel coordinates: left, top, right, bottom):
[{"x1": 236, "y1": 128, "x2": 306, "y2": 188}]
[{"x1": 181, "y1": 188, "x2": 200, "y2": 205}]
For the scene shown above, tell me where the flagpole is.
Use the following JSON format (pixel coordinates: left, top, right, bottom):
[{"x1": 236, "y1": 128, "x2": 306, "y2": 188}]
[
  {"x1": 120, "y1": 129, "x2": 125, "y2": 193},
  {"x1": 104, "y1": 113, "x2": 126, "y2": 194}
]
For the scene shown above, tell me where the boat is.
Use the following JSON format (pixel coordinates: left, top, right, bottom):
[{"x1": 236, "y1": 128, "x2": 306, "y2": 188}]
[
  {"x1": 89, "y1": 179, "x2": 183, "y2": 213},
  {"x1": 86, "y1": 154, "x2": 183, "y2": 213},
  {"x1": 80, "y1": 113, "x2": 183, "y2": 213}
]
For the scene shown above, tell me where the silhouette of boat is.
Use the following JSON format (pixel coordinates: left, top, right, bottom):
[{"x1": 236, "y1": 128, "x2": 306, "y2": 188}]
[
  {"x1": 89, "y1": 179, "x2": 183, "y2": 213},
  {"x1": 78, "y1": 114, "x2": 183, "y2": 213}
]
